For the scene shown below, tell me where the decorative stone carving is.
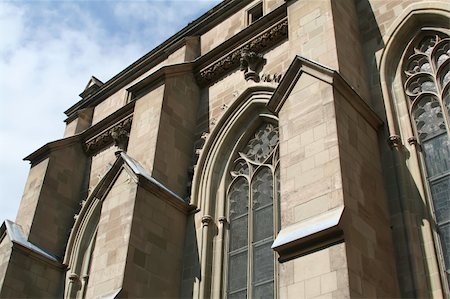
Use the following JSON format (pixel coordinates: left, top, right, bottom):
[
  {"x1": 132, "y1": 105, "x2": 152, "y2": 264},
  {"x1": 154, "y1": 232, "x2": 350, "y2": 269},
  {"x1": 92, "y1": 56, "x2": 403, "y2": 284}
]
[
  {"x1": 111, "y1": 125, "x2": 130, "y2": 151},
  {"x1": 260, "y1": 73, "x2": 283, "y2": 83},
  {"x1": 388, "y1": 135, "x2": 402, "y2": 149},
  {"x1": 201, "y1": 215, "x2": 213, "y2": 227},
  {"x1": 196, "y1": 19, "x2": 288, "y2": 86},
  {"x1": 240, "y1": 50, "x2": 265, "y2": 82},
  {"x1": 68, "y1": 273, "x2": 79, "y2": 283},
  {"x1": 85, "y1": 116, "x2": 133, "y2": 155},
  {"x1": 218, "y1": 216, "x2": 228, "y2": 225},
  {"x1": 407, "y1": 136, "x2": 418, "y2": 146},
  {"x1": 187, "y1": 131, "x2": 210, "y2": 199}
]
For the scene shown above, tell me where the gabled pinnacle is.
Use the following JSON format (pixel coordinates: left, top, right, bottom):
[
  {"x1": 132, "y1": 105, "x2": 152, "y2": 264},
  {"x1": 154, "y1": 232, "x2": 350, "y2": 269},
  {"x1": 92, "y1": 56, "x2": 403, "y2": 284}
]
[{"x1": 79, "y1": 76, "x2": 104, "y2": 99}]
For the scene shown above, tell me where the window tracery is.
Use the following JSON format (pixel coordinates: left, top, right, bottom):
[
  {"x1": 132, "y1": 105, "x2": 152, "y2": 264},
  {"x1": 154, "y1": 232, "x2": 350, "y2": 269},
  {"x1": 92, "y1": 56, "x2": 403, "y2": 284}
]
[
  {"x1": 403, "y1": 32, "x2": 450, "y2": 284},
  {"x1": 226, "y1": 123, "x2": 279, "y2": 298}
]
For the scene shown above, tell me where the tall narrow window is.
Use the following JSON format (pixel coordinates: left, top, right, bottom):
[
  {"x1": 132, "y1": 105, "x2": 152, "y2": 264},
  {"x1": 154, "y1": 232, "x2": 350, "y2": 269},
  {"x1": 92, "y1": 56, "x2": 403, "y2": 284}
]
[
  {"x1": 403, "y1": 32, "x2": 450, "y2": 284},
  {"x1": 227, "y1": 123, "x2": 279, "y2": 298},
  {"x1": 247, "y1": 2, "x2": 263, "y2": 25}
]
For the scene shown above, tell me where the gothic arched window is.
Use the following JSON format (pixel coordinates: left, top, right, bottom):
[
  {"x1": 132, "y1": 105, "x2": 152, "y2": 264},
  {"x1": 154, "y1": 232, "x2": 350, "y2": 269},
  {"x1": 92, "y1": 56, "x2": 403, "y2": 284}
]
[
  {"x1": 403, "y1": 32, "x2": 450, "y2": 283},
  {"x1": 226, "y1": 123, "x2": 280, "y2": 299}
]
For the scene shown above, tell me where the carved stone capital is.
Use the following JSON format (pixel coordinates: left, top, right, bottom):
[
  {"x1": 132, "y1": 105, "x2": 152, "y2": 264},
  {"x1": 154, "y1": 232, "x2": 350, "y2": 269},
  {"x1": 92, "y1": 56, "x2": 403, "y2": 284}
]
[
  {"x1": 201, "y1": 215, "x2": 213, "y2": 227},
  {"x1": 68, "y1": 273, "x2": 79, "y2": 283},
  {"x1": 387, "y1": 135, "x2": 402, "y2": 149},
  {"x1": 407, "y1": 136, "x2": 418, "y2": 146},
  {"x1": 218, "y1": 216, "x2": 228, "y2": 225},
  {"x1": 240, "y1": 50, "x2": 265, "y2": 82}
]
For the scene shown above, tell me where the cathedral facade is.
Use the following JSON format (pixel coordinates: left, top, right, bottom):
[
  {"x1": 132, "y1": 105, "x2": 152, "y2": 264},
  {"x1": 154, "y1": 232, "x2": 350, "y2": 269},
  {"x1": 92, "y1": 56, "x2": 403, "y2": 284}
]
[{"x1": 0, "y1": 0, "x2": 449, "y2": 298}]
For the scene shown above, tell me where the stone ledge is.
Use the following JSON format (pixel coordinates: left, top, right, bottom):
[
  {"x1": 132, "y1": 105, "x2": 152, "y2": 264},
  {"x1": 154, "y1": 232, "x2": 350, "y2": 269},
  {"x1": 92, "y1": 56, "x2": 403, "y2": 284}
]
[
  {"x1": 0, "y1": 220, "x2": 64, "y2": 268},
  {"x1": 272, "y1": 206, "x2": 344, "y2": 262}
]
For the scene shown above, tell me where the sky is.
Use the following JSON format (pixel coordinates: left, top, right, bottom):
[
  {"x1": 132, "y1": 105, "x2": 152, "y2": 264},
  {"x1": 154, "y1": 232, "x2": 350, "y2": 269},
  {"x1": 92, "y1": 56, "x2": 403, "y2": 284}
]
[{"x1": 0, "y1": 0, "x2": 220, "y2": 223}]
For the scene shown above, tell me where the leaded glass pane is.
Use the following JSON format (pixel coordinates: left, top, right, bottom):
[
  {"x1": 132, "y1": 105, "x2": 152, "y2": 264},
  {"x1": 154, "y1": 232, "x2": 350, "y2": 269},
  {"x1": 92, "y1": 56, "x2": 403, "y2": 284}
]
[
  {"x1": 253, "y1": 206, "x2": 274, "y2": 242},
  {"x1": 243, "y1": 124, "x2": 279, "y2": 163},
  {"x1": 253, "y1": 281, "x2": 274, "y2": 299},
  {"x1": 418, "y1": 35, "x2": 438, "y2": 55},
  {"x1": 405, "y1": 54, "x2": 431, "y2": 75},
  {"x1": 430, "y1": 176, "x2": 450, "y2": 225},
  {"x1": 422, "y1": 135, "x2": 450, "y2": 178},
  {"x1": 252, "y1": 242, "x2": 274, "y2": 285},
  {"x1": 231, "y1": 160, "x2": 250, "y2": 177},
  {"x1": 433, "y1": 39, "x2": 450, "y2": 68},
  {"x1": 228, "y1": 251, "x2": 248, "y2": 293},
  {"x1": 229, "y1": 178, "x2": 249, "y2": 219},
  {"x1": 440, "y1": 63, "x2": 450, "y2": 88},
  {"x1": 252, "y1": 168, "x2": 273, "y2": 207},
  {"x1": 229, "y1": 290, "x2": 247, "y2": 299},
  {"x1": 406, "y1": 75, "x2": 437, "y2": 97},
  {"x1": 413, "y1": 97, "x2": 446, "y2": 141},
  {"x1": 230, "y1": 216, "x2": 248, "y2": 252},
  {"x1": 438, "y1": 223, "x2": 450, "y2": 278}
]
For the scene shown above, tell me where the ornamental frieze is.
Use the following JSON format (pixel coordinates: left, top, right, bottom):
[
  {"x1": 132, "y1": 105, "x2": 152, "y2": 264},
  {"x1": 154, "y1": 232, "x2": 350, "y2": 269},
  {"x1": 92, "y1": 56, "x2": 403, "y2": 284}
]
[
  {"x1": 84, "y1": 116, "x2": 133, "y2": 155},
  {"x1": 196, "y1": 19, "x2": 288, "y2": 86}
]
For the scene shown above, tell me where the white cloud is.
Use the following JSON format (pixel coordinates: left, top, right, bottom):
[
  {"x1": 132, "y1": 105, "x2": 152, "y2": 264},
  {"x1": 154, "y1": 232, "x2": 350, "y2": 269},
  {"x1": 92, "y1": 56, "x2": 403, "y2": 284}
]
[{"x1": 0, "y1": 0, "x2": 219, "y2": 223}]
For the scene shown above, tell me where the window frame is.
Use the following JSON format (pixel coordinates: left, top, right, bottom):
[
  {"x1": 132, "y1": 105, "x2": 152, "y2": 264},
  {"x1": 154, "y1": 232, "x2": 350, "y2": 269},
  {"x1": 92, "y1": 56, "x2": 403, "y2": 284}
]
[
  {"x1": 221, "y1": 119, "x2": 280, "y2": 299},
  {"x1": 402, "y1": 30, "x2": 450, "y2": 288},
  {"x1": 246, "y1": 1, "x2": 264, "y2": 26}
]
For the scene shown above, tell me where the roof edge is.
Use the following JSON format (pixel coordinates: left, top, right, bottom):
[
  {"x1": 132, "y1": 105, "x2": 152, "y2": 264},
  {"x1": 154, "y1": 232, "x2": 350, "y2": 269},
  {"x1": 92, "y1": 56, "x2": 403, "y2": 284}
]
[{"x1": 64, "y1": 0, "x2": 252, "y2": 118}]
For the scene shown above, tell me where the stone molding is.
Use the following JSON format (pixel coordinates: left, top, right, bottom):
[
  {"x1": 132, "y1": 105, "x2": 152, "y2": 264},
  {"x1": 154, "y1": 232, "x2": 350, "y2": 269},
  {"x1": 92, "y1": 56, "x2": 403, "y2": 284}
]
[
  {"x1": 196, "y1": 19, "x2": 288, "y2": 86},
  {"x1": 84, "y1": 116, "x2": 133, "y2": 155}
]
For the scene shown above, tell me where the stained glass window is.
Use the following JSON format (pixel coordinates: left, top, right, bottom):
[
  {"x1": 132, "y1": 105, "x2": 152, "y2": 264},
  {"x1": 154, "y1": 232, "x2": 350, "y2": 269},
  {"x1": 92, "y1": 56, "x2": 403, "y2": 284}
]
[
  {"x1": 404, "y1": 33, "x2": 450, "y2": 284},
  {"x1": 227, "y1": 123, "x2": 279, "y2": 298}
]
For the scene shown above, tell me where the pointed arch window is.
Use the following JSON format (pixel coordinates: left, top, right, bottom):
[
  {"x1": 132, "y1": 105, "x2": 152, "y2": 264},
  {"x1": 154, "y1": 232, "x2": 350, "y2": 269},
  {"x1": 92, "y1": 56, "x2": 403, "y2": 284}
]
[
  {"x1": 226, "y1": 123, "x2": 280, "y2": 298},
  {"x1": 403, "y1": 32, "x2": 450, "y2": 283}
]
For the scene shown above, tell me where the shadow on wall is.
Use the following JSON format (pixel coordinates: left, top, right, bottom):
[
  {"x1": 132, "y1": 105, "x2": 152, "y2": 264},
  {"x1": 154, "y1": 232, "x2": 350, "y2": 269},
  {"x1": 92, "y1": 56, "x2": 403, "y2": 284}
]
[
  {"x1": 355, "y1": 0, "x2": 437, "y2": 297},
  {"x1": 179, "y1": 213, "x2": 201, "y2": 298}
]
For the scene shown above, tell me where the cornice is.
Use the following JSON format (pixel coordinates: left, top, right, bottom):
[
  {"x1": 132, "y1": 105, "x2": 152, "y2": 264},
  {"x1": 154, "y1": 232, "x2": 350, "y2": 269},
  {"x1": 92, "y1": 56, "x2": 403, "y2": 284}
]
[
  {"x1": 268, "y1": 56, "x2": 383, "y2": 130},
  {"x1": 24, "y1": 135, "x2": 81, "y2": 164},
  {"x1": 64, "y1": 0, "x2": 253, "y2": 119},
  {"x1": 25, "y1": 101, "x2": 136, "y2": 164},
  {"x1": 195, "y1": 17, "x2": 288, "y2": 86},
  {"x1": 126, "y1": 62, "x2": 194, "y2": 100}
]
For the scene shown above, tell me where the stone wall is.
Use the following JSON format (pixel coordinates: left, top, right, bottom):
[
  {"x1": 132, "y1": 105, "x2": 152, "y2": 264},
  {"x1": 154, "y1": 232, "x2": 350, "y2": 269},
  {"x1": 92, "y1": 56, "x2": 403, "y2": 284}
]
[
  {"x1": 84, "y1": 170, "x2": 137, "y2": 298},
  {"x1": 334, "y1": 88, "x2": 399, "y2": 297},
  {"x1": 16, "y1": 143, "x2": 88, "y2": 259},
  {"x1": 127, "y1": 84, "x2": 165, "y2": 173},
  {"x1": 121, "y1": 185, "x2": 187, "y2": 298},
  {"x1": 0, "y1": 244, "x2": 63, "y2": 297}
]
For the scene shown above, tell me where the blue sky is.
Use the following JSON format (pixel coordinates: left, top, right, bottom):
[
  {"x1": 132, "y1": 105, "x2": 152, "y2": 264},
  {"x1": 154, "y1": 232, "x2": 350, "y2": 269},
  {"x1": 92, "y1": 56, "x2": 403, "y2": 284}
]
[{"x1": 0, "y1": 0, "x2": 220, "y2": 223}]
